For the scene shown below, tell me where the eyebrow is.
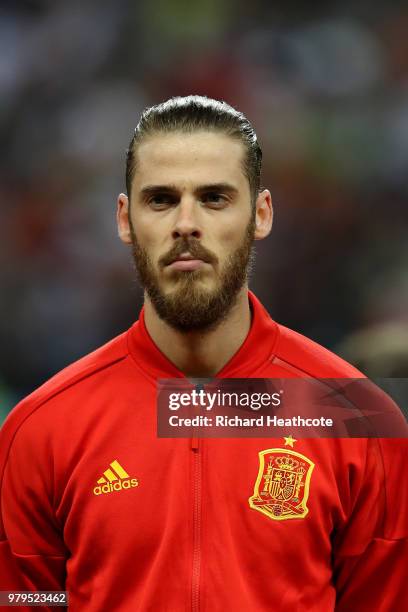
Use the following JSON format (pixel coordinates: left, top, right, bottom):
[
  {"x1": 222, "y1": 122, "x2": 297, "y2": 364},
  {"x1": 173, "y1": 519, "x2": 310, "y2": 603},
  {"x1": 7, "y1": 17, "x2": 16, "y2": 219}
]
[{"x1": 139, "y1": 182, "x2": 239, "y2": 199}]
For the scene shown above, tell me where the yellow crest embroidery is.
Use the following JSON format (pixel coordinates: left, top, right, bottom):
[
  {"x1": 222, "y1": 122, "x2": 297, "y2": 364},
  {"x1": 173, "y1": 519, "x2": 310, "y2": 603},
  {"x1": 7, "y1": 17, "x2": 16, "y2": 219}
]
[{"x1": 249, "y1": 448, "x2": 314, "y2": 521}]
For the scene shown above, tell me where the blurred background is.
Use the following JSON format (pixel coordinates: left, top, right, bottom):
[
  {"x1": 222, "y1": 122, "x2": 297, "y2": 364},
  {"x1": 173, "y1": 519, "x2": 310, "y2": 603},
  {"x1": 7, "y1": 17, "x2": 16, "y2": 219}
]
[{"x1": 1, "y1": 0, "x2": 408, "y2": 422}]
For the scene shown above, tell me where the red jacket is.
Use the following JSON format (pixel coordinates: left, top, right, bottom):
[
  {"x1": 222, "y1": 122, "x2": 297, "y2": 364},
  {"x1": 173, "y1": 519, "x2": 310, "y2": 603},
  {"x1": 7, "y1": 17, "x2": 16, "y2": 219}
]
[{"x1": 1, "y1": 292, "x2": 407, "y2": 611}]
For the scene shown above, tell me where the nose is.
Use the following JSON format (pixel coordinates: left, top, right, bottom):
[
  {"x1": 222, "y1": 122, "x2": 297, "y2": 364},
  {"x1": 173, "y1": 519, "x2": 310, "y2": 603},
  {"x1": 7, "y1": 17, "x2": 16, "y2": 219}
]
[{"x1": 171, "y1": 196, "x2": 202, "y2": 240}]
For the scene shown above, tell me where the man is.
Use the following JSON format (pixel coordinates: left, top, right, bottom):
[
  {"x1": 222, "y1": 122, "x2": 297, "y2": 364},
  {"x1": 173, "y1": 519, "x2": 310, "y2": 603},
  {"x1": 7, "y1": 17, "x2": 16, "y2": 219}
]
[{"x1": 0, "y1": 96, "x2": 406, "y2": 611}]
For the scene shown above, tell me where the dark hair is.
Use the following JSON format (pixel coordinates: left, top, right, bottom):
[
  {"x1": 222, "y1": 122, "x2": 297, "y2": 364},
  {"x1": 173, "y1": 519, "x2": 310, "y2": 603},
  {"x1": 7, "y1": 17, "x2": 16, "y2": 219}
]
[{"x1": 125, "y1": 95, "x2": 262, "y2": 203}]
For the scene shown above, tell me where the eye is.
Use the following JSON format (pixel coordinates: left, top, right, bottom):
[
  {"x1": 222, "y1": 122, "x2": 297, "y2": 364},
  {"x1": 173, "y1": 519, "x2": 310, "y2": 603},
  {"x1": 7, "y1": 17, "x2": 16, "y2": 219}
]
[
  {"x1": 200, "y1": 192, "x2": 228, "y2": 208},
  {"x1": 147, "y1": 194, "x2": 176, "y2": 209}
]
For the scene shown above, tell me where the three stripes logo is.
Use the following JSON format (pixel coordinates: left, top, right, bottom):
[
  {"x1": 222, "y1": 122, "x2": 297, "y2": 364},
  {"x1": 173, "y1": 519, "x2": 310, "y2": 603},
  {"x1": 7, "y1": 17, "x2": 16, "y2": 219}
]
[{"x1": 93, "y1": 459, "x2": 139, "y2": 496}]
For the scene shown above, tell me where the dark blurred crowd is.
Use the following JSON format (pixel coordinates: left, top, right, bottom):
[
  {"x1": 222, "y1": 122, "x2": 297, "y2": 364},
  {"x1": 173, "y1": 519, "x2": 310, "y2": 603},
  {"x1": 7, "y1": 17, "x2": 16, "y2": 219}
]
[{"x1": 1, "y1": 0, "x2": 408, "y2": 421}]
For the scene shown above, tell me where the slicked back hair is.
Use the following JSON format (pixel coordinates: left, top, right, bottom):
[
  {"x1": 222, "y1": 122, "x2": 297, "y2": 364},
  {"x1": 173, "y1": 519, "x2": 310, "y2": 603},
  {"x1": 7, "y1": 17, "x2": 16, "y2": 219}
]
[{"x1": 125, "y1": 95, "x2": 262, "y2": 205}]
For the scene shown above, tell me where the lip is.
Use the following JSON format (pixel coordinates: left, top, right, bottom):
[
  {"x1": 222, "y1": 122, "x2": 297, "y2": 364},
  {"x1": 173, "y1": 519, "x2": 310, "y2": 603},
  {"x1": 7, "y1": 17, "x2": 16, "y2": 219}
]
[{"x1": 167, "y1": 259, "x2": 206, "y2": 271}]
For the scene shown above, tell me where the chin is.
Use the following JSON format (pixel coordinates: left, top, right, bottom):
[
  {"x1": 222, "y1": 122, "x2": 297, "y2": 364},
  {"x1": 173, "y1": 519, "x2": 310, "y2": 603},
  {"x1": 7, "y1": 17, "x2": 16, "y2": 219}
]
[{"x1": 164, "y1": 273, "x2": 216, "y2": 293}]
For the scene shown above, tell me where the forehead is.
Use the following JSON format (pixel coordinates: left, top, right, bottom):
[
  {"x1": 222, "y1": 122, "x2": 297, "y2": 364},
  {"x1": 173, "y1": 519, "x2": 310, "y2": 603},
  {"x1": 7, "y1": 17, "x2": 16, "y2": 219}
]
[{"x1": 132, "y1": 131, "x2": 248, "y2": 191}]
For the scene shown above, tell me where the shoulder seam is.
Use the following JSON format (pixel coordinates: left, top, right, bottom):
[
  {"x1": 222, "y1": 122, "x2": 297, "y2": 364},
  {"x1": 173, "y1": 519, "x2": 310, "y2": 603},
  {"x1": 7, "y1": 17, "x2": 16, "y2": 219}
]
[
  {"x1": 273, "y1": 324, "x2": 364, "y2": 377},
  {"x1": 10, "y1": 352, "x2": 128, "y2": 428},
  {"x1": 13, "y1": 550, "x2": 67, "y2": 559},
  {"x1": 271, "y1": 354, "x2": 318, "y2": 377}
]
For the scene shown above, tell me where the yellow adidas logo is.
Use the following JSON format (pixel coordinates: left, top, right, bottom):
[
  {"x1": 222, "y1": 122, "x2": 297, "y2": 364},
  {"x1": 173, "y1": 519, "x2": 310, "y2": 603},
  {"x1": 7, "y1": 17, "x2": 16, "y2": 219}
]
[{"x1": 93, "y1": 460, "x2": 139, "y2": 496}]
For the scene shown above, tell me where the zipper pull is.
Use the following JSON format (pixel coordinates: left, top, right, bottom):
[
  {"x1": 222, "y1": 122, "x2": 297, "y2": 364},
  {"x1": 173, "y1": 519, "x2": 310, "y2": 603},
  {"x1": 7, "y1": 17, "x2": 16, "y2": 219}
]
[{"x1": 191, "y1": 381, "x2": 204, "y2": 451}]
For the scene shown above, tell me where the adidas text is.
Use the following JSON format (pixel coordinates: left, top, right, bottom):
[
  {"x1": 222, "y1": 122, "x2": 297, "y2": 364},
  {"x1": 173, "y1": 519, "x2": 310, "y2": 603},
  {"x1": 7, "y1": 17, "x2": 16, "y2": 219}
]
[{"x1": 93, "y1": 478, "x2": 139, "y2": 496}]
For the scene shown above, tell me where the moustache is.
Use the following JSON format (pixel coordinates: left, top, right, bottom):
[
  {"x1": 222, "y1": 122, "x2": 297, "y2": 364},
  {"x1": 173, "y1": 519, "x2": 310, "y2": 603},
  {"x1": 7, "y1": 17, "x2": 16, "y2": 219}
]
[{"x1": 159, "y1": 238, "x2": 218, "y2": 268}]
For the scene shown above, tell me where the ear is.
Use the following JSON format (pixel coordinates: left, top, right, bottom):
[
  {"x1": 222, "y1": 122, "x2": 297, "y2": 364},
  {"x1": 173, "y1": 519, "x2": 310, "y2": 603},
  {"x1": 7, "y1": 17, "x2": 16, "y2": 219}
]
[
  {"x1": 117, "y1": 193, "x2": 132, "y2": 244},
  {"x1": 254, "y1": 189, "x2": 273, "y2": 240}
]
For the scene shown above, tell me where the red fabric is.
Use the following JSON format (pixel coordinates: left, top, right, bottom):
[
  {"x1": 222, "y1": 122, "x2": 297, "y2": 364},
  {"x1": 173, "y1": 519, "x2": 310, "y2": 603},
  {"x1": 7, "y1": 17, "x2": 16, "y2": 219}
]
[{"x1": 0, "y1": 292, "x2": 407, "y2": 611}]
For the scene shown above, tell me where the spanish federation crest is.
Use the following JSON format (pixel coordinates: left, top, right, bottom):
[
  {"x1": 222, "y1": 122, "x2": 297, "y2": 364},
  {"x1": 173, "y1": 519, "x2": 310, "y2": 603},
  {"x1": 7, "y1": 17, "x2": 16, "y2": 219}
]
[{"x1": 248, "y1": 449, "x2": 314, "y2": 521}]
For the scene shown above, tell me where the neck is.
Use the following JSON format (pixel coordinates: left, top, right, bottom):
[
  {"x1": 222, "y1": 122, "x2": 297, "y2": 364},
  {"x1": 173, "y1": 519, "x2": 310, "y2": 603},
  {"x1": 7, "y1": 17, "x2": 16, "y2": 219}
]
[{"x1": 143, "y1": 288, "x2": 251, "y2": 377}]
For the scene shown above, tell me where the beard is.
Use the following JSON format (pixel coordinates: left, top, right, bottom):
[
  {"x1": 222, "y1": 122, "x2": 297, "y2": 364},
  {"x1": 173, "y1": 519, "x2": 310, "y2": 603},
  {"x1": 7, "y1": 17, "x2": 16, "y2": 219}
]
[{"x1": 130, "y1": 216, "x2": 256, "y2": 332}]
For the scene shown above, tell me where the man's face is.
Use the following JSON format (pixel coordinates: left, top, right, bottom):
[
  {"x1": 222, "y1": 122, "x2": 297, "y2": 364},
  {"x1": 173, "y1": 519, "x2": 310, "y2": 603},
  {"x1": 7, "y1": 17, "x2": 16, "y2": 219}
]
[{"x1": 120, "y1": 131, "x2": 258, "y2": 331}]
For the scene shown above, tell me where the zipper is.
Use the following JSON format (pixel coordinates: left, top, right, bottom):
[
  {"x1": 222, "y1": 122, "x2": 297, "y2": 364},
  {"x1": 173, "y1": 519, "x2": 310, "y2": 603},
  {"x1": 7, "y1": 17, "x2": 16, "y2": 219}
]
[{"x1": 191, "y1": 436, "x2": 202, "y2": 612}]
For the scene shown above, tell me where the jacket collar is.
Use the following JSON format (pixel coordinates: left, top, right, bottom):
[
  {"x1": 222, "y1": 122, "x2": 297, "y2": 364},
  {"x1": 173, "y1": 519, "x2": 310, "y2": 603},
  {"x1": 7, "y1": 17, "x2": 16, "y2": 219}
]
[{"x1": 127, "y1": 291, "x2": 279, "y2": 380}]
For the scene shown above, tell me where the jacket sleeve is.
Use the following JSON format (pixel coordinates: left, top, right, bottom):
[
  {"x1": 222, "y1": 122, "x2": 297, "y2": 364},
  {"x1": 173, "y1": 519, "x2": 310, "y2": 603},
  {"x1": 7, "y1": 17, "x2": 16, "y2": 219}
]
[
  {"x1": 0, "y1": 405, "x2": 68, "y2": 599},
  {"x1": 333, "y1": 437, "x2": 408, "y2": 611}
]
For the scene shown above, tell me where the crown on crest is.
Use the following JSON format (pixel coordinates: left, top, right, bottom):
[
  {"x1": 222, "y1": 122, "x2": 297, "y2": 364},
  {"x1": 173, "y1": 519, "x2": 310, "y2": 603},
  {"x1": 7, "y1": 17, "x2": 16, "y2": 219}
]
[{"x1": 275, "y1": 456, "x2": 299, "y2": 471}]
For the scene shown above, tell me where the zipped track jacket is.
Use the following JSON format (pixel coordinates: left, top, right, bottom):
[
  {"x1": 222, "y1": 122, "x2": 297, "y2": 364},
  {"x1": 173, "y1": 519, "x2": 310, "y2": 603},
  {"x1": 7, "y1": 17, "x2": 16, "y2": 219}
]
[{"x1": 1, "y1": 292, "x2": 407, "y2": 611}]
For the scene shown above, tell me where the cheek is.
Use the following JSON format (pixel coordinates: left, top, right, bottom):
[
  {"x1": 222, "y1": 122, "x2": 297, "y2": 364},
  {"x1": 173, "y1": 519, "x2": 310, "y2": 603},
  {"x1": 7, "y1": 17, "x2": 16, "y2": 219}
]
[
  {"x1": 132, "y1": 220, "x2": 160, "y2": 252},
  {"x1": 135, "y1": 213, "x2": 173, "y2": 248},
  {"x1": 216, "y1": 218, "x2": 251, "y2": 251}
]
